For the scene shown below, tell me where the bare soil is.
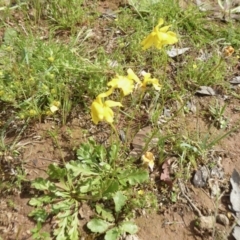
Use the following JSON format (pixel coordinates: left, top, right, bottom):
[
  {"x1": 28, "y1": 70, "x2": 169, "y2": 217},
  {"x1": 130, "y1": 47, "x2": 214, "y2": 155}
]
[{"x1": 1, "y1": 1, "x2": 240, "y2": 240}]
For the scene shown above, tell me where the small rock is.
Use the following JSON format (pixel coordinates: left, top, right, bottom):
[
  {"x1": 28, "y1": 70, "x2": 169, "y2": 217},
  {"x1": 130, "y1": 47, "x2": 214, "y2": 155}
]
[
  {"x1": 211, "y1": 166, "x2": 224, "y2": 179},
  {"x1": 192, "y1": 166, "x2": 209, "y2": 187},
  {"x1": 208, "y1": 179, "x2": 220, "y2": 198},
  {"x1": 216, "y1": 214, "x2": 229, "y2": 226},
  {"x1": 199, "y1": 216, "x2": 215, "y2": 229}
]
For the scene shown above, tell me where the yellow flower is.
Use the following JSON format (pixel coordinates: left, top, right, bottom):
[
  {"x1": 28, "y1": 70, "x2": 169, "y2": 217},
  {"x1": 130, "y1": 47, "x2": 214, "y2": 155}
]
[
  {"x1": 29, "y1": 109, "x2": 37, "y2": 117},
  {"x1": 107, "y1": 68, "x2": 142, "y2": 96},
  {"x1": 50, "y1": 101, "x2": 61, "y2": 113},
  {"x1": 91, "y1": 88, "x2": 122, "y2": 124},
  {"x1": 141, "y1": 18, "x2": 178, "y2": 50},
  {"x1": 138, "y1": 190, "x2": 145, "y2": 195},
  {"x1": 107, "y1": 75, "x2": 134, "y2": 96},
  {"x1": 223, "y1": 46, "x2": 234, "y2": 57},
  {"x1": 141, "y1": 72, "x2": 161, "y2": 91},
  {"x1": 48, "y1": 56, "x2": 54, "y2": 62},
  {"x1": 141, "y1": 151, "x2": 155, "y2": 171},
  {"x1": 127, "y1": 68, "x2": 141, "y2": 84}
]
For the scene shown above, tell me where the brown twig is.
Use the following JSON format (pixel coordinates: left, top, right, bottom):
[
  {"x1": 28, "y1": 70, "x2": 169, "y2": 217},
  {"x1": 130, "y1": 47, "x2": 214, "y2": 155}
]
[{"x1": 178, "y1": 179, "x2": 203, "y2": 217}]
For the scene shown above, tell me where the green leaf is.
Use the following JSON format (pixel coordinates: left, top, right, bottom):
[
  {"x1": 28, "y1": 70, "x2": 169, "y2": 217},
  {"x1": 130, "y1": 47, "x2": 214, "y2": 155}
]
[
  {"x1": 52, "y1": 199, "x2": 72, "y2": 211},
  {"x1": 54, "y1": 216, "x2": 68, "y2": 240},
  {"x1": 66, "y1": 161, "x2": 98, "y2": 177},
  {"x1": 28, "y1": 209, "x2": 48, "y2": 223},
  {"x1": 98, "y1": 144, "x2": 107, "y2": 162},
  {"x1": 102, "y1": 179, "x2": 119, "y2": 197},
  {"x1": 68, "y1": 210, "x2": 79, "y2": 240},
  {"x1": 79, "y1": 177, "x2": 101, "y2": 193},
  {"x1": 29, "y1": 196, "x2": 52, "y2": 207},
  {"x1": 54, "y1": 191, "x2": 70, "y2": 198},
  {"x1": 47, "y1": 163, "x2": 67, "y2": 179},
  {"x1": 120, "y1": 221, "x2": 138, "y2": 234},
  {"x1": 113, "y1": 191, "x2": 127, "y2": 213},
  {"x1": 108, "y1": 144, "x2": 118, "y2": 165},
  {"x1": 31, "y1": 178, "x2": 55, "y2": 191},
  {"x1": 96, "y1": 204, "x2": 115, "y2": 222},
  {"x1": 4, "y1": 28, "x2": 18, "y2": 45},
  {"x1": 118, "y1": 169, "x2": 148, "y2": 186},
  {"x1": 87, "y1": 219, "x2": 111, "y2": 233},
  {"x1": 105, "y1": 227, "x2": 121, "y2": 240},
  {"x1": 29, "y1": 198, "x2": 43, "y2": 207}
]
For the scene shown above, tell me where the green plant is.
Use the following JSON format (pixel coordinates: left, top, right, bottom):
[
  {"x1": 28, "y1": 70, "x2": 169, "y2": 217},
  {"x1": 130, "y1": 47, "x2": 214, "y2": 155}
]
[
  {"x1": 208, "y1": 101, "x2": 228, "y2": 129},
  {"x1": 29, "y1": 138, "x2": 153, "y2": 240}
]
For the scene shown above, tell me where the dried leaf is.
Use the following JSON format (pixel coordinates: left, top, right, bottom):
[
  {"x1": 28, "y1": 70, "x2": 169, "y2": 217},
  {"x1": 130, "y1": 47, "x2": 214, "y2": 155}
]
[
  {"x1": 129, "y1": 126, "x2": 158, "y2": 158},
  {"x1": 230, "y1": 76, "x2": 240, "y2": 84},
  {"x1": 166, "y1": 47, "x2": 190, "y2": 58},
  {"x1": 197, "y1": 50, "x2": 212, "y2": 61},
  {"x1": 230, "y1": 169, "x2": 240, "y2": 212},
  {"x1": 196, "y1": 86, "x2": 215, "y2": 96},
  {"x1": 186, "y1": 100, "x2": 197, "y2": 113},
  {"x1": 160, "y1": 159, "x2": 171, "y2": 181},
  {"x1": 160, "y1": 159, "x2": 173, "y2": 188},
  {"x1": 167, "y1": 47, "x2": 190, "y2": 58},
  {"x1": 233, "y1": 226, "x2": 240, "y2": 240}
]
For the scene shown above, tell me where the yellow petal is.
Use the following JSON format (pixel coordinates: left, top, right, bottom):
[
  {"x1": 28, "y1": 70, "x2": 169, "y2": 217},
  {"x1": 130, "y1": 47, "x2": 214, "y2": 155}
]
[
  {"x1": 157, "y1": 18, "x2": 164, "y2": 26},
  {"x1": 104, "y1": 100, "x2": 123, "y2": 108},
  {"x1": 127, "y1": 68, "x2": 141, "y2": 84},
  {"x1": 159, "y1": 25, "x2": 171, "y2": 33},
  {"x1": 98, "y1": 88, "x2": 114, "y2": 98},
  {"x1": 108, "y1": 75, "x2": 134, "y2": 96},
  {"x1": 91, "y1": 100, "x2": 104, "y2": 124},
  {"x1": 50, "y1": 105, "x2": 58, "y2": 113},
  {"x1": 141, "y1": 33, "x2": 157, "y2": 50},
  {"x1": 142, "y1": 73, "x2": 161, "y2": 91},
  {"x1": 138, "y1": 190, "x2": 145, "y2": 195},
  {"x1": 157, "y1": 31, "x2": 178, "y2": 45},
  {"x1": 102, "y1": 107, "x2": 114, "y2": 123}
]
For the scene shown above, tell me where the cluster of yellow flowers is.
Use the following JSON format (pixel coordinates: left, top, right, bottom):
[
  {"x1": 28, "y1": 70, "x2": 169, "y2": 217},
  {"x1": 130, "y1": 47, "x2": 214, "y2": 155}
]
[
  {"x1": 91, "y1": 18, "x2": 178, "y2": 125},
  {"x1": 91, "y1": 69, "x2": 161, "y2": 125}
]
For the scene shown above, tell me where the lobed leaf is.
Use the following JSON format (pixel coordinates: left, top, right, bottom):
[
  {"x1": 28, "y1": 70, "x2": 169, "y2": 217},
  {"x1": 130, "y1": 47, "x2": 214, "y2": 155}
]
[
  {"x1": 113, "y1": 191, "x2": 127, "y2": 213},
  {"x1": 66, "y1": 161, "x2": 98, "y2": 177},
  {"x1": 105, "y1": 227, "x2": 121, "y2": 240},
  {"x1": 96, "y1": 204, "x2": 115, "y2": 222},
  {"x1": 118, "y1": 169, "x2": 149, "y2": 186},
  {"x1": 87, "y1": 218, "x2": 111, "y2": 233},
  {"x1": 120, "y1": 221, "x2": 138, "y2": 234}
]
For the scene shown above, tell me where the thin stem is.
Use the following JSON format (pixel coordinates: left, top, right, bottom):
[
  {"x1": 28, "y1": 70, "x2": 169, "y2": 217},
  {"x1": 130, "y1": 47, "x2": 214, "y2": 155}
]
[{"x1": 199, "y1": 57, "x2": 223, "y2": 82}]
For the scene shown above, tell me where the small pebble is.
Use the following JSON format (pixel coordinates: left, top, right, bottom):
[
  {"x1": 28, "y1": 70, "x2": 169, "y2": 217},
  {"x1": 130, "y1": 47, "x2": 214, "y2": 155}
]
[{"x1": 217, "y1": 214, "x2": 229, "y2": 226}]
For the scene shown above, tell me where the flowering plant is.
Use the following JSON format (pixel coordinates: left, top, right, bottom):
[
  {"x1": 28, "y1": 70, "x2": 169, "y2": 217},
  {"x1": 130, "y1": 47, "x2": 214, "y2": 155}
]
[
  {"x1": 90, "y1": 69, "x2": 161, "y2": 125},
  {"x1": 141, "y1": 18, "x2": 178, "y2": 50}
]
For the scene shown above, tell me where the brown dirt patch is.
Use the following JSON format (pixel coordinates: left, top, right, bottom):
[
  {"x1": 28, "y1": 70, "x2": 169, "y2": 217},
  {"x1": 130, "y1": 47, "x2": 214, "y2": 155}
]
[{"x1": 1, "y1": 1, "x2": 240, "y2": 240}]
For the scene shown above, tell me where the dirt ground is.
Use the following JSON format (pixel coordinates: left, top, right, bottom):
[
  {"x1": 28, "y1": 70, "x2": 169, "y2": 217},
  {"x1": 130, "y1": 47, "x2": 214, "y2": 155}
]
[{"x1": 1, "y1": 0, "x2": 240, "y2": 240}]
